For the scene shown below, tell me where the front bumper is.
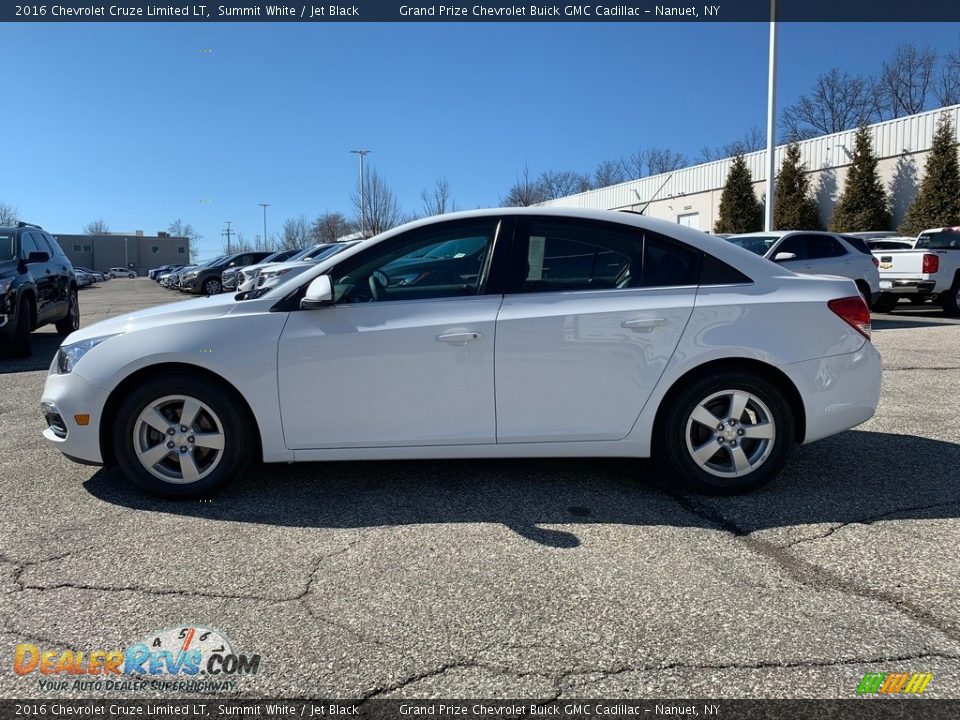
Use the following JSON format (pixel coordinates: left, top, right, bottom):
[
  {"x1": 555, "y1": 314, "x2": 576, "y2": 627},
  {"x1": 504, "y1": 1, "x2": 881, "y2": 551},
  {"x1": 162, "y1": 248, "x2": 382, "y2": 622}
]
[
  {"x1": 40, "y1": 371, "x2": 110, "y2": 465},
  {"x1": 222, "y1": 275, "x2": 238, "y2": 290},
  {"x1": 781, "y1": 342, "x2": 882, "y2": 445}
]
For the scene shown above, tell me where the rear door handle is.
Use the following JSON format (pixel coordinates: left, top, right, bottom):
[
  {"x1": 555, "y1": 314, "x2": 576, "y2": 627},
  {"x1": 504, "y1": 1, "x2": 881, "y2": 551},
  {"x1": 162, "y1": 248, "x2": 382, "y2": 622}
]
[
  {"x1": 437, "y1": 331, "x2": 482, "y2": 344},
  {"x1": 621, "y1": 318, "x2": 665, "y2": 331}
]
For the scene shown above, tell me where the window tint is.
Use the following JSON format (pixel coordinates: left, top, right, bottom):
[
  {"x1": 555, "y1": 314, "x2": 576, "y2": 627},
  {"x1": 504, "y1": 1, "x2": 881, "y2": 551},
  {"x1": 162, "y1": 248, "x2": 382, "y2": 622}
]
[
  {"x1": 332, "y1": 220, "x2": 497, "y2": 303},
  {"x1": 20, "y1": 231, "x2": 43, "y2": 259},
  {"x1": 806, "y1": 235, "x2": 847, "y2": 259},
  {"x1": 917, "y1": 230, "x2": 960, "y2": 249},
  {"x1": 0, "y1": 234, "x2": 14, "y2": 262},
  {"x1": 35, "y1": 233, "x2": 57, "y2": 256},
  {"x1": 728, "y1": 235, "x2": 778, "y2": 256},
  {"x1": 774, "y1": 236, "x2": 808, "y2": 260},
  {"x1": 840, "y1": 235, "x2": 872, "y2": 255},
  {"x1": 700, "y1": 253, "x2": 752, "y2": 285},
  {"x1": 518, "y1": 220, "x2": 699, "y2": 293}
]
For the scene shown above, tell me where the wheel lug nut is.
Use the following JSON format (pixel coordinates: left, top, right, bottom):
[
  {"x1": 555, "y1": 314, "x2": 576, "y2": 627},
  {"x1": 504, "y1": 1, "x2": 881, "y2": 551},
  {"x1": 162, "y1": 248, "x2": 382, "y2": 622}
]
[
  {"x1": 737, "y1": 429, "x2": 745, "y2": 436},
  {"x1": 167, "y1": 428, "x2": 175, "y2": 436},
  {"x1": 188, "y1": 436, "x2": 195, "y2": 443},
  {"x1": 730, "y1": 440, "x2": 738, "y2": 447},
  {"x1": 180, "y1": 425, "x2": 188, "y2": 432},
  {"x1": 717, "y1": 424, "x2": 724, "y2": 431},
  {"x1": 180, "y1": 446, "x2": 188, "y2": 453},
  {"x1": 166, "y1": 441, "x2": 175, "y2": 449}
]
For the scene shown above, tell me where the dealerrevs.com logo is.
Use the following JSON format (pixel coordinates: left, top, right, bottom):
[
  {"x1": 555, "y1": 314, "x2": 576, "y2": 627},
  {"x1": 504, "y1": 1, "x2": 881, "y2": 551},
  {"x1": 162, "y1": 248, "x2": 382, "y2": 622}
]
[{"x1": 14, "y1": 626, "x2": 261, "y2": 692}]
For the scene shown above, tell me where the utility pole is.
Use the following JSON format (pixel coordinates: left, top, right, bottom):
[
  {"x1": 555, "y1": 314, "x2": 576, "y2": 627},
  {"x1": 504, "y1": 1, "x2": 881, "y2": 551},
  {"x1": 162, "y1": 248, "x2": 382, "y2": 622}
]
[
  {"x1": 350, "y1": 149, "x2": 371, "y2": 237},
  {"x1": 222, "y1": 221, "x2": 234, "y2": 255},
  {"x1": 258, "y1": 203, "x2": 270, "y2": 250}
]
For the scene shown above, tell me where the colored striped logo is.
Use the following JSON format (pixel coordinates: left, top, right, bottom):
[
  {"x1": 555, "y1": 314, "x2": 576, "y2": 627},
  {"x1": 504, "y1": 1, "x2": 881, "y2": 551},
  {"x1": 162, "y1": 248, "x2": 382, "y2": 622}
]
[{"x1": 856, "y1": 672, "x2": 933, "y2": 694}]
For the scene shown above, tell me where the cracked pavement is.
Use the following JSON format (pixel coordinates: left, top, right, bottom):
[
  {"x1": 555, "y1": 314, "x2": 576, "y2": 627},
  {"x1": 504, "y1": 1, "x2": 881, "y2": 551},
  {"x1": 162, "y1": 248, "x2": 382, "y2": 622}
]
[{"x1": 1, "y1": 279, "x2": 959, "y2": 699}]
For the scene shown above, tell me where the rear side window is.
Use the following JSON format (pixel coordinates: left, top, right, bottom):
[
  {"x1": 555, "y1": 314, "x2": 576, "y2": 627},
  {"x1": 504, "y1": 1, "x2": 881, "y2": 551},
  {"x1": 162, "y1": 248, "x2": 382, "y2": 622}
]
[
  {"x1": 841, "y1": 235, "x2": 873, "y2": 255},
  {"x1": 700, "y1": 254, "x2": 752, "y2": 285},
  {"x1": 644, "y1": 237, "x2": 700, "y2": 287},
  {"x1": 806, "y1": 235, "x2": 847, "y2": 259}
]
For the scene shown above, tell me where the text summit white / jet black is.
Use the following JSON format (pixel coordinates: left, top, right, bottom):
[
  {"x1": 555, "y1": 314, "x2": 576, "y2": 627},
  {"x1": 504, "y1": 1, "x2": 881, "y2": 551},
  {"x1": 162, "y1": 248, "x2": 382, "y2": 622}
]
[{"x1": 40, "y1": 208, "x2": 881, "y2": 498}]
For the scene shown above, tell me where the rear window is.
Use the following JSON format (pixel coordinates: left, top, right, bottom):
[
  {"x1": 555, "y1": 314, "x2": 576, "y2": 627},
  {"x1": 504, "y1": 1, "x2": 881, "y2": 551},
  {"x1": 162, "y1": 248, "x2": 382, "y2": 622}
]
[
  {"x1": 841, "y1": 235, "x2": 873, "y2": 255},
  {"x1": 0, "y1": 234, "x2": 14, "y2": 262},
  {"x1": 916, "y1": 230, "x2": 960, "y2": 250}
]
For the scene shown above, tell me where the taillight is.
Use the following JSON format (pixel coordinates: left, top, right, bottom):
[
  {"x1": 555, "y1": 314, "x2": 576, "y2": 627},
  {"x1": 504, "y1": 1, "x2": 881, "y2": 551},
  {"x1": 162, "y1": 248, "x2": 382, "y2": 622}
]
[
  {"x1": 872, "y1": 256, "x2": 879, "y2": 267},
  {"x1": 828, "y1": 296, "x2": 871, "y2": 341},
  {"x1": 922, "y1": 253, "x2": 939, "y2": 274}
]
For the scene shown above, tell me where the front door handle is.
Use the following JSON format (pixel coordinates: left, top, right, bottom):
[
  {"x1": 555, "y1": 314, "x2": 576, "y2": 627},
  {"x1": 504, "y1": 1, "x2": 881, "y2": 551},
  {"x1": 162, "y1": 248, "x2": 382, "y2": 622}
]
[
  {"x1": 622, "y1": 318, "x2": 665, "y2": 331},
  {"x1": 437, "y1": 331, "x2": 482, "y2": 344}
]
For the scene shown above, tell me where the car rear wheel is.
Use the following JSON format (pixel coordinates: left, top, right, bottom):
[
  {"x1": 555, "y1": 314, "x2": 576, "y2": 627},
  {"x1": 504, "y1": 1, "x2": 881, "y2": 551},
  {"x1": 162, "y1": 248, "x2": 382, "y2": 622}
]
[
  {"x1": 113, "y1": 375, "x2": 254, "y2": 498},
  {"x1": 202, "y1": 278, "x2": 222, "y2": 295},
  {"x1": 55, "y1": 289, "x2": 80, "y2": 336},
  {"x1": 9, "y1": 296, "x2": 33, "y2": 358},
  {"x1": 941, "y1": 282, "x2": 960, "y2": 317},
  {"x1": 657, "y1": 372, "x2": 795, "y2": 495}
]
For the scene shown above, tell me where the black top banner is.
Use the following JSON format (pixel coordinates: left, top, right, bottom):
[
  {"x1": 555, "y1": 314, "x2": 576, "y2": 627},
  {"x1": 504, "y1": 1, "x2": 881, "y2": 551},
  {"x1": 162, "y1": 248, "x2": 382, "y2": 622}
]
[{"x1": 5, "y1": 0, "x2": 960, "y2": 22}]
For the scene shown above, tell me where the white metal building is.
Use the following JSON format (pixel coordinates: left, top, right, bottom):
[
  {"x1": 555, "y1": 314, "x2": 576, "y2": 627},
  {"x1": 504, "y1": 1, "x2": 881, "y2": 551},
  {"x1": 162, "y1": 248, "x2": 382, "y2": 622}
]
[{"x1": 540, "y1": 104, "x2": 960, "y2": 232}]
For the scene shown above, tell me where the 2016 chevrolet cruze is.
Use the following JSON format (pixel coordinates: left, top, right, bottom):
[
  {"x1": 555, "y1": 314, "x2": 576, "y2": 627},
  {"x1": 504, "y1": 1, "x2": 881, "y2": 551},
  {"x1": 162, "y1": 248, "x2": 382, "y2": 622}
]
[{"x1": 40, "y1": 209, "x2": 881, "y2": 498}]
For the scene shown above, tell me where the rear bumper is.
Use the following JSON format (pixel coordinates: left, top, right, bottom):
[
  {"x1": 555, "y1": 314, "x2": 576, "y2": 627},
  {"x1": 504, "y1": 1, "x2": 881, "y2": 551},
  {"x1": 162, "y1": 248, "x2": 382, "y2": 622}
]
[
  {"x1": 880, "y1": 279, "x2": 936, "y2": 295},
  {"x1": 781, "y1": 342, "x2": 882, "y2": 445}
]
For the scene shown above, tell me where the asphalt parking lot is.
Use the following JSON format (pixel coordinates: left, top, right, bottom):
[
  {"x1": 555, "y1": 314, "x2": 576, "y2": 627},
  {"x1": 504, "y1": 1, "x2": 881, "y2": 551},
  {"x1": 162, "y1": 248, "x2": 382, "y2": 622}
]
[{"x1": 1, "y1": 278, "x2": 959, "y2": 700}]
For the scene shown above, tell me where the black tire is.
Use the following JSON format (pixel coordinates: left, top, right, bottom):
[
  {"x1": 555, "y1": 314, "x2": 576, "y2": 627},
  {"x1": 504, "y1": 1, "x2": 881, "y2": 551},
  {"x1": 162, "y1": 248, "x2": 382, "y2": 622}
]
[
  {"x1": 941, "y1": 282, "x2": 960, "y2": 317},
  {"x1": 112, "y1": 374, "x2": 255, "y2": 498},
  {"x1": 855, "y1": 281, "x2": 871, "y2": 307},
  {"x1": 871, "y1": 293, "x2": 898, "y2": 313},
  {"x1": 54, "y1": 288, "x2": 80, "y2": 336},
  {"x1": 656, "y1": 371, "x2": 796, "y2": 495},
  {"x1": 9, "y1": 296, "x2": 33, "y2": 358},
  {"x1": 202, "y1": 278, "x2": 222, "y2": 295}
]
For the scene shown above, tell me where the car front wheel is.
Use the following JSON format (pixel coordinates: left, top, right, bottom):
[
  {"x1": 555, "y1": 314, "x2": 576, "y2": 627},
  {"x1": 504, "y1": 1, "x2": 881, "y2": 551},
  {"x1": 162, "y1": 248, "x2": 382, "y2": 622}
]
[
  {"x1": 113, "y1": 375, "x2": 254, "y2": 498},
  {"x1": 202, "y1": 278, "x2": 222, "y2": 295},
  {"x1": 657, "y1": 372, "x2": 795, "y2": 495}
]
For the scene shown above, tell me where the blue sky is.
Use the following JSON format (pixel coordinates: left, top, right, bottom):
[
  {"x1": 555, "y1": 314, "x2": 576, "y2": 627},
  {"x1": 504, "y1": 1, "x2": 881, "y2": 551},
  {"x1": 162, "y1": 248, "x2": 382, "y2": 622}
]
[{"x1": 3, "y1": 21, "x2": 958, "y2": 259}]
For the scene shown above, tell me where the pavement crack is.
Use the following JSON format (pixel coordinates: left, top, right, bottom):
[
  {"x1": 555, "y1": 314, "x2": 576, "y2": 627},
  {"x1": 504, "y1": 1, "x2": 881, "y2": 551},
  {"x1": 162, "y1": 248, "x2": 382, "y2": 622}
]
[{"x1": 358, "y1": 661, "x2": 552, "y2": 701}]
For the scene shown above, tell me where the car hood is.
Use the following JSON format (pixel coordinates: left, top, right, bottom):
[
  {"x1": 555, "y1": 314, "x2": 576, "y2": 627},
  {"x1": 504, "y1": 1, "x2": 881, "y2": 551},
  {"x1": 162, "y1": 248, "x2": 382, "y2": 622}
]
[
  {"x1": 261, "y1": 260, "x2": 314, "y2": 273},
  {"x1": 65, "y1": 292, "x2": 239, "y2": 344}
]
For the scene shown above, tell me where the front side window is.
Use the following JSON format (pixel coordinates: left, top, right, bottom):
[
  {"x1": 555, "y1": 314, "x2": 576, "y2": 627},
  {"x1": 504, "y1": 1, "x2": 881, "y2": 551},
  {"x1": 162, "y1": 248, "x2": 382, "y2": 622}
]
[
  {"x1": 0, "y1": 234, "x2": 14, "y2": 262},
  {"x1": 517, "y1": 219, "x2": 699, "y2": 293},
  {"x1": 773, "y1": 236, "x2": 808, "y2": 260},
  {"x1": 332, "y1": 220, "x2": 498, "y2": 303}
]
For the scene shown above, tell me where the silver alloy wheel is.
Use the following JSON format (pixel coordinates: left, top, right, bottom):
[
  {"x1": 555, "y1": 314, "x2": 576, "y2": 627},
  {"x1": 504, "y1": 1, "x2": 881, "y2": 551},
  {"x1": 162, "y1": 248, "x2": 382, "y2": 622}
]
[
  {"x1": 133, "y1": 394, "x2": 226, "y2": 484},
  {"x1": 204, "y1": 278, "x2": 220, "y2": 294},
  {"x1": 69, "y1": 292, "x2": 79, "y2": 329},
  {"x1": 684, "y1": 389, "x2": 776, "y2": 479}
]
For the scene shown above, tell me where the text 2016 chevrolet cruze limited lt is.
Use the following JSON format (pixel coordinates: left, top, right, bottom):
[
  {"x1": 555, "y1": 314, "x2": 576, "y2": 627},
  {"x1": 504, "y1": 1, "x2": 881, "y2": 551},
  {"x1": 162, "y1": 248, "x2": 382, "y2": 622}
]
[{"x1": 40, "y1": 209, "x2": 881, "y2": 498}]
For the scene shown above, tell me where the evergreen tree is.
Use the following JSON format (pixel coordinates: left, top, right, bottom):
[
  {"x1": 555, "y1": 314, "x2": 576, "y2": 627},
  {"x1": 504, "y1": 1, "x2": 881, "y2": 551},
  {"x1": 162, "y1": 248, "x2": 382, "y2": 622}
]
[
  {"x1": 714, "y1": 153, "x2": 763, "y2": 233},
  {"x1": 829, "y1": 126, "x2": 891, "y2": 232},
  {"x1": 899, "y1": 114, "x2": 960, "y2": 236},
  {"x1": 773, "y1": 142, "x2": 822, "y2": 230}
]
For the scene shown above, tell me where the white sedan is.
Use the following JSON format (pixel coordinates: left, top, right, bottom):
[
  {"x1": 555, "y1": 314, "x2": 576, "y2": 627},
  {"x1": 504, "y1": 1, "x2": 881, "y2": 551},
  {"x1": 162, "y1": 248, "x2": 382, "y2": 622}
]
[{"x1": 40, "y1": 209, "x2": 881, "y2": 497}]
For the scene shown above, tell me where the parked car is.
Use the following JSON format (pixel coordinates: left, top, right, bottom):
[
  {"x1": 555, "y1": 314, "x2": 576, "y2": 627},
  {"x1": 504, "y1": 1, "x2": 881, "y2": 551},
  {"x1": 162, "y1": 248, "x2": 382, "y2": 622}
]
[
  {"x1": 149, "y1": 265, "x2": 177, "y2": 280},
  {"x1": 73, "y1": 269, "x2": 94, "y2": 288},
  {"x1": 0, "y1": 222, "x2": 80, "y2": 357},
  {"x1": 40, "y1": 209, "x2": 880, "y2": 498},
  {"x1": 179, "y1": 252, "x2": 272, "y2": 295},
  {"x1": 871, "y1": 226, "x2": 960, "y2": 314},
  {"x1": 844, "y1": 231, "x2": 901, "y2": 241},
  {"x1": 109, "y1": 267, "x2": 136, "y2": 279},
  {"x1": 726, "y1": 231, "x2": 880, "y2": 304},
  {"x1": 252, "y1": 242, "x2": 360, "y2": 294},
  {"x1": 161, "y1": 264, "x2": 198, "y2": 289},
  {"x1": 223, "y1": 249, "x2": 302, "y2": 291},
  {"x1": 867, "y1": 237, "x2": 916, "y2": 251}
]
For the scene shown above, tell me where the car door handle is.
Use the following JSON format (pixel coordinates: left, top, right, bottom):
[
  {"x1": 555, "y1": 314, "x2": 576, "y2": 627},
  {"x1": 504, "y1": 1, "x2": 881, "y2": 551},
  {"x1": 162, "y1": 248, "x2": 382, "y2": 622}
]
[
  {"x1": 621, "y1": 318, "x2": 665, "y2": 331},
  {"x1": 437, "y1": 331, "x2": 482, "y2": 344}
]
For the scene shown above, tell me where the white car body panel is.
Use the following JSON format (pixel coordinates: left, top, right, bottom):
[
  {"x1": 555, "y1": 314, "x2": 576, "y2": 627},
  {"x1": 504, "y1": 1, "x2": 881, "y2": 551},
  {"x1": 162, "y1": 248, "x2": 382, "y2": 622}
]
[{"x1": 39, "y1": 208, "x2": 882, "y2": 473}]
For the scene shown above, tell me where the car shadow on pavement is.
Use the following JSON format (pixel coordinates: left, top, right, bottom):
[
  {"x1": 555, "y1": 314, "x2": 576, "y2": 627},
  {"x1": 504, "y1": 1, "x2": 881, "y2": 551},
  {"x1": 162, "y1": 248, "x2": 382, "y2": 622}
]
[
  {"x1": 0, "y1": 333, "x2": 61, "y2": 373},
  {"x1": 83, "y1": 429, "x2": 960, "y2": 548}
]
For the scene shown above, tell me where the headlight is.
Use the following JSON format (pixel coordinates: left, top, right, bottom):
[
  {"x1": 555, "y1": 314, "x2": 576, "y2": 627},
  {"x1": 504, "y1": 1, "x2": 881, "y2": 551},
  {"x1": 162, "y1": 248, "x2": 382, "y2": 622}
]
[
  {"x1": 53, "y1": 335, "x2": 120, "y2": 375},
  {"x1": 0, "y1": 277, "x2": 12, "y2": 295},
  {"x1": 261, "y1": 268, "x2": 294, "y2": 282}
]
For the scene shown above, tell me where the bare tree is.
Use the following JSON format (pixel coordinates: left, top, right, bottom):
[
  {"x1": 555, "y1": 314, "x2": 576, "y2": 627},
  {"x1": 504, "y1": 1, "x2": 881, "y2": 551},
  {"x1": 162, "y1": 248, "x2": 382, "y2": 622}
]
[
  {"x1": 594, "y1": 160, "x2": 626, "y2": 187},
  {"x1": 167, "y1": 219, "x2": 202, "y2": 262},
  {"x1": 781, "y1": 68, "x2": 878, "y2": 139},
  {"x1": 538, "y1": 170, "x2": 593, "y2": 200},
  {"x1": 280, "y1": 215, "x2": 311, "y2": 250},
  {"x1": 875, "y1": 44, "x2": 937, "y2": 118},
  {"x1": 644, "y1": 147, "x2": 688, "y2": 175},
  {"x1": 311, "y1": 211, "x2": 355, "y2": 244},
  {"x1": 934, "y1": 42, "x2": 960, "y2": 106},
  {"x1": 719, "y1": 126, "x2": 766, "y2": 156},
  {"x1": 420, "y1": 177, "x2": 457, "y2": 217},
  {"x1": 0, "y1": 201, "x2": 18, "y2": 225},
  {"x1": 225, "y1": 232, "x2": 255, "y2": 254},
  {"x1": 502, "y1": 165, "x2": 547, "y2": 206},
  {"x1": 620, "y1": 150, "x2": 646, "y2": 180},
  {"x1": 353, "y1": 167, "x2": 403, "y2": 237},
  {"x1": 83, "y1": 219, "x2": 110, "y2": 235}
]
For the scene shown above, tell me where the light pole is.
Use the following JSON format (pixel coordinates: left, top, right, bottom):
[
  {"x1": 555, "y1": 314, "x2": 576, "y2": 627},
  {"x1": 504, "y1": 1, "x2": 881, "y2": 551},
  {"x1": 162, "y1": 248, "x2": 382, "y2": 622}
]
[
  {"x1": 258, "y1": 203, "x2": 270, "y2": 250},
  {"x1": 764, "y1": 0, "x2": 778, "y2": 231},
  {"x1": 350, "y1": 149, "x2": 371, "y2": 237}
]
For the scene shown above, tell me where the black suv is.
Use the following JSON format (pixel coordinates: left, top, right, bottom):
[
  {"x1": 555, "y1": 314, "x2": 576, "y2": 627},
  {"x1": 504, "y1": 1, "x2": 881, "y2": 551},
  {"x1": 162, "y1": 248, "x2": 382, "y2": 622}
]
[
  {"x1": 179, "y1": 251, "x2": 272, "y2": 295},
  {"x1": 0, "y1": 223, "x2": 80, "y2": 357}
]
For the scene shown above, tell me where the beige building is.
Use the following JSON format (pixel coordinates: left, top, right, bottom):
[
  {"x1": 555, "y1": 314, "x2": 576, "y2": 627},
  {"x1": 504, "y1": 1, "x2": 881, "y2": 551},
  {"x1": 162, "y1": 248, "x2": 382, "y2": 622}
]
[{"x1": 541, "y1": 104, "x2": 960, "y2": 233}]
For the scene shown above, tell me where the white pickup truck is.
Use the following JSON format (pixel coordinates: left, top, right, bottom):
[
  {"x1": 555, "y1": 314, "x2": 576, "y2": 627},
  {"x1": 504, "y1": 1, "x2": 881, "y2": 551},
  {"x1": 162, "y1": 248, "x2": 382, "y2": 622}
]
[{"x1": 872, "y1": 227, "x2": 960, "y2": 315}]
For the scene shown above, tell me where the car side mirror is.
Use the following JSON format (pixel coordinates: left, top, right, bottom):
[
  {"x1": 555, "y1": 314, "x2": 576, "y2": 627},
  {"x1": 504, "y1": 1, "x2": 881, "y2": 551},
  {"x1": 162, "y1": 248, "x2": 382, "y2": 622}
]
[
  {"x1": 772, "y1": 252, "x2": 797, "y2": 262},
  {"x1": 301, "y1": 275, "x2": 333, "y2": 309},
  {"x1": 27, "y1": 251, "x2": 50, "y2": 263}
]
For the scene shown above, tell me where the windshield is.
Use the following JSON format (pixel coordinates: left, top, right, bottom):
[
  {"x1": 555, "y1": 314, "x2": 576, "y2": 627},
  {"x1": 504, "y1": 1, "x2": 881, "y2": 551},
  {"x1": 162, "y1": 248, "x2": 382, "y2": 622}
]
[
  {"x1": 916, "y1": 230, "x2": 960, "y2": 250},
  {"x1": 0, "y1": 234, "x2": 15, "y2": 262},
  {"x1": 308, "y1": 243, "x2": 353, "y2": 263},
  {"x1": 727, "y1": 235, "x2": 779, "y2": 256},
  {"x1": 422, "y1": 237, "x2": 487, "y2": 259}
]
